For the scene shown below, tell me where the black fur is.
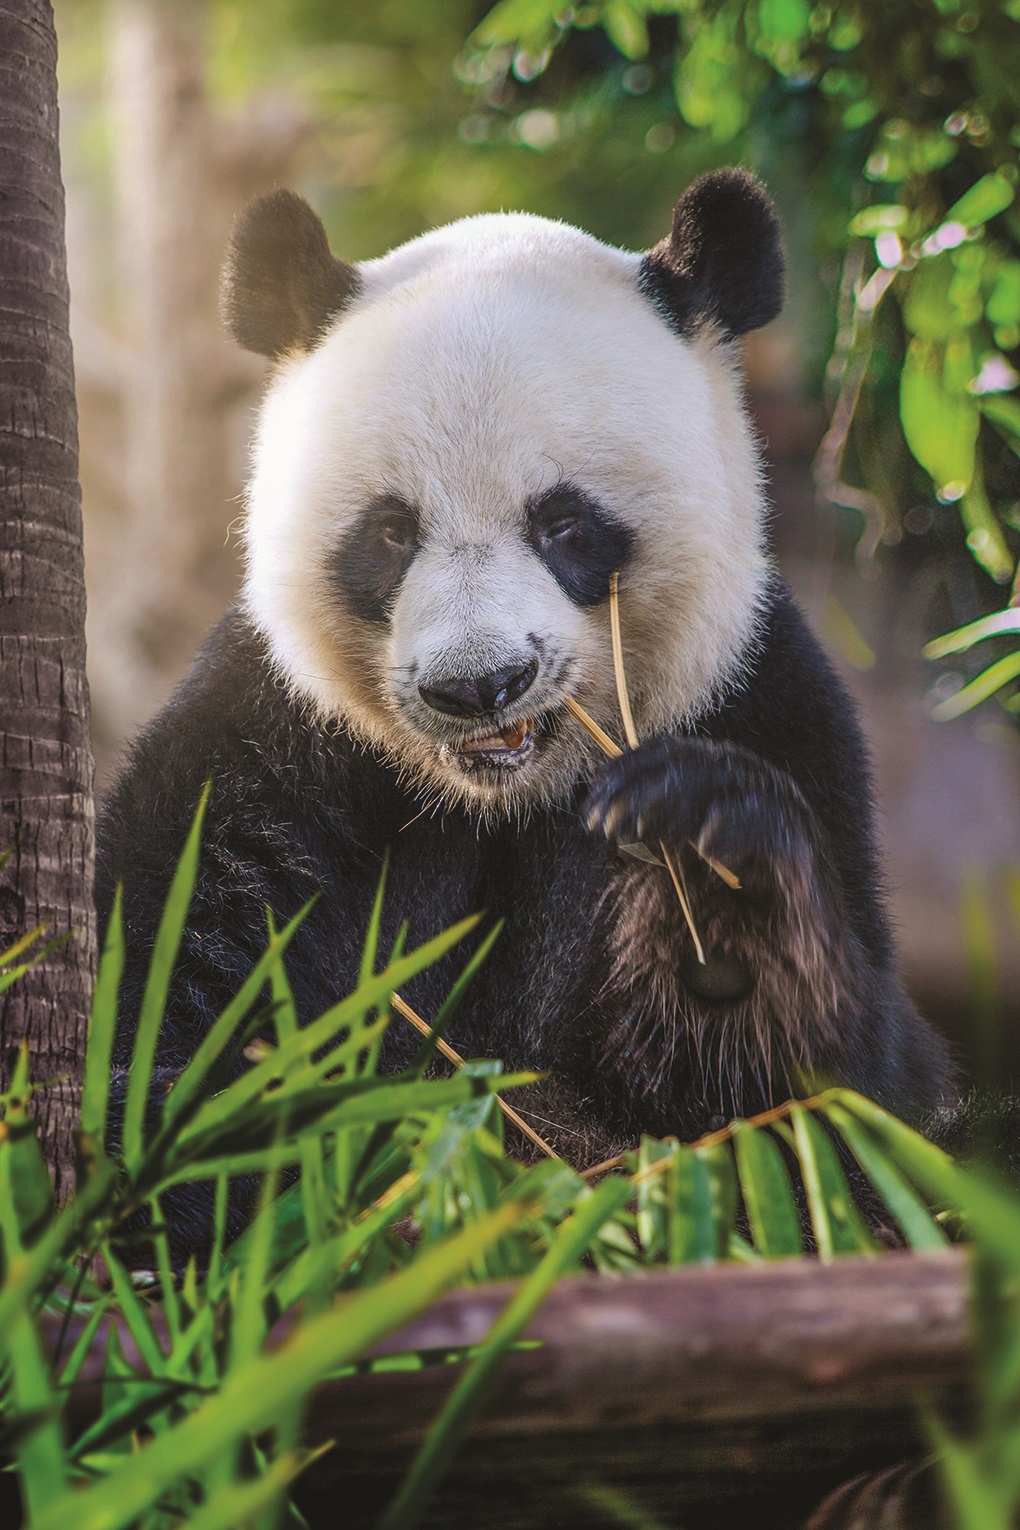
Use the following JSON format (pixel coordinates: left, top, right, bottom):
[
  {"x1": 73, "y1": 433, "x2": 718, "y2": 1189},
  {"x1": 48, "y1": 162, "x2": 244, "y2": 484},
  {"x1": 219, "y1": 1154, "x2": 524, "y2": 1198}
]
[
  {"x1": 96, "y1": 582, "x2": 953, "y2": 1252},
  {"x1": 526, "y1": 485, "x2": 636, "y2": 607},
  {"x1": 220, "y1": 189, "x2": 360, "y2": 358},
  {"x1": 639, "y1": 168, "x2": 785, "y2": 338},
  {"x1": 329, "y1": 494, "x2": 420, "y2": 623}
]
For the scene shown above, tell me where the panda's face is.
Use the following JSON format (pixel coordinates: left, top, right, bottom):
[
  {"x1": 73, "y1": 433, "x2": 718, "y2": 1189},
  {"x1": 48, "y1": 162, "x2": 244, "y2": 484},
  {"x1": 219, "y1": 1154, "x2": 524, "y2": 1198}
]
[{"x1": 243, "y1": 212, "x2": 770, "y2": 812}]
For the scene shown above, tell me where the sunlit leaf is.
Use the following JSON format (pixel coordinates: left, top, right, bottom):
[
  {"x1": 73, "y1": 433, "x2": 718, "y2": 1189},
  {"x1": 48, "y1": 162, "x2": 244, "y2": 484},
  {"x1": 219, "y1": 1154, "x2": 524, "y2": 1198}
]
[
  {"x1": 848, "y1": 204, "x2": 909, "y2": 237},
  {"x1": 900, "y1": 338, "x2": 978, "y2": 496},
  {"x1": 931, "y1": 653, "x2": 1020, "y2": 721},
  {"x1": 123, "y1": 784, "x2": 211, "y2": 1173},
  {"x1": 945, "y1": 172, "x2": 1016, "y2": 229},
  {"x1": 924, "y1": 608, "x2": 1020, "y2": 659},
  {"x1": 789, "y1": 1105, "x2": 876, "y2": 1259},
  {"x1": 603, "y1": 0, "x2": 649, "y2": 60},
  {"x1": 731, "y1": 1122, "x2": 802, "y2": 1257}
]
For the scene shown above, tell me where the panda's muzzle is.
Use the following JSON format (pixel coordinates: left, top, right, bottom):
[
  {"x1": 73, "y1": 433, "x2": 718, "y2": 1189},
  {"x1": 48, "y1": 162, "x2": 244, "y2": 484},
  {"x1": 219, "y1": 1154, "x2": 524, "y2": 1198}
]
[
  {"x1": 418, "y1": 659, "x2": 537, "y2": 720},
  {"x1": 418, "y1": 660, "x2": 540, "y2": 768}
]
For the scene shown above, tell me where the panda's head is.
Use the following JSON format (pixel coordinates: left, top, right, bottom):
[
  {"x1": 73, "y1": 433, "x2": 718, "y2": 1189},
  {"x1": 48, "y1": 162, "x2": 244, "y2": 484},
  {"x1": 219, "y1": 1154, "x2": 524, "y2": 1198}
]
[{"x1": 224, "y1": 171, "x2": 783, "y2": 814}]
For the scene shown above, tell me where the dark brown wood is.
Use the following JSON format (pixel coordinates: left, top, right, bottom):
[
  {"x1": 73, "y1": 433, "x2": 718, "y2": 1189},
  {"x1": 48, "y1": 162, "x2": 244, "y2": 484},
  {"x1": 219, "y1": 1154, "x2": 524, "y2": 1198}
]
[
  {"x1": 0, "y1": 0, "x2": 95, "y2": 1201},
  {"x1": 54, "y1": 1251, "x2": 971, "y2": 1528}
]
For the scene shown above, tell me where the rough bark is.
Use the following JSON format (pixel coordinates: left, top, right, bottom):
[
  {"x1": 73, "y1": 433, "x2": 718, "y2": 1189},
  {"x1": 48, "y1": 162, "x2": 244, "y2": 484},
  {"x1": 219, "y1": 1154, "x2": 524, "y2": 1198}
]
[{"x1": 0, "y1": 0, "x2": 95, "y2": 1201}]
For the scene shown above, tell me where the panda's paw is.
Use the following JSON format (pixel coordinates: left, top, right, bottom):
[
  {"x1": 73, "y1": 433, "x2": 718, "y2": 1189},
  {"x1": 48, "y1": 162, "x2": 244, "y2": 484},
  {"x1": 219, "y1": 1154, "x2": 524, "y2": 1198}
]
[{"x1": 581, "y1": 736, "x2": 813, "y2": 886}]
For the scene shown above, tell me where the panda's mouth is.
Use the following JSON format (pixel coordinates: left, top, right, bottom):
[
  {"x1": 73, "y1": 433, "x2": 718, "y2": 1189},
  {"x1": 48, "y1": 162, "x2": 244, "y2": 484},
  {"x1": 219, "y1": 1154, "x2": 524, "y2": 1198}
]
[{"x1": 442, "y1": 716, "x2": 538, "y2": 770}]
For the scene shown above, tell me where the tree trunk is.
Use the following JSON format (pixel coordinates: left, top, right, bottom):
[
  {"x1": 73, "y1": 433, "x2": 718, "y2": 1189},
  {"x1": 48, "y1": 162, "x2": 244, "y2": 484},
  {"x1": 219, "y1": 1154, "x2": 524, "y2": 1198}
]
[{"x1": 0, "y1": 0, "x2": 95, "y2": 1203}]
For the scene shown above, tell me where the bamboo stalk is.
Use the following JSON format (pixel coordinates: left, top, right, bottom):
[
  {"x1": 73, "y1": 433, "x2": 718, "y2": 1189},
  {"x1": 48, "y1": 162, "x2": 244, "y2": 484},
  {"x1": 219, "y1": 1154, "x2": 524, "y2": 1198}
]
[
  {"x1": 608, "y1": 572, "x2": 639, "y2": 752},
  {"x1": 391, "y1": 992, "x2": 561, "y2": 1162},
  {"x1": 578, "y1": 574, "x2": 707, "y2": 965},
  {"x1": 562, "y1": 696, "x2": 622, "y2": 758}
]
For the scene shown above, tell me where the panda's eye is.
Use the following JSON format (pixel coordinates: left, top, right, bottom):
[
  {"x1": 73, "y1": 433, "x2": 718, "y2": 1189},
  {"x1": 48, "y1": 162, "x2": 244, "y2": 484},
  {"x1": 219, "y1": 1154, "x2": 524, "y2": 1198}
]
[
  {"x1": 526, "y1": 483, "x2": 635, "y2": 608},
  {"x1": 373, "y1": 498, "x2": 418, "y2": 554},
  {"x1": 530, "y1": 490, "x2": 583, "y2": 544},
  {"x1": 380, "y1": 517, "x2": 414, "y2": 551}
]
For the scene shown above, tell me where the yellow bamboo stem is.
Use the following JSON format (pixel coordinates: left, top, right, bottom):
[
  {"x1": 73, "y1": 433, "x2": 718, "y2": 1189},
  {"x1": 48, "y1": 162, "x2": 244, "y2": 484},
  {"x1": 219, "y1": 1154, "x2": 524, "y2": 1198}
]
[{"x1": 390, "y1": 992, "x2": 560, "y2": 1162}]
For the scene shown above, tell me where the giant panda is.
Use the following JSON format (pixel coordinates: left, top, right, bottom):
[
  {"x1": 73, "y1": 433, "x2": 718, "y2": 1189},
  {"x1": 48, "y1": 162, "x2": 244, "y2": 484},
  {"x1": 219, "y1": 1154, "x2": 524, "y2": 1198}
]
[{"x1": 96, "y1": 170, "x2": 954, "y2": 1225}]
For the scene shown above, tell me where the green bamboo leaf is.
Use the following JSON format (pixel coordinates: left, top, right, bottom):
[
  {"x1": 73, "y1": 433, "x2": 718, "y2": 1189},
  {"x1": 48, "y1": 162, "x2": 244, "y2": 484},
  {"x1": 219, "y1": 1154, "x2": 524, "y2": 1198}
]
[
  {"x1": 979, "y1": 392, "x2": 1020, "y2": 446},
  {"x1": 604, "y1": 1, "x2": 649, "y2": 60},
  {"x1": 164, "y1": 1071, "x2": 539, "y2": 1181},
  {"x1": 831, "y1": 1090, "x2": 1020, "y2": 1265},
  {"x1": 900, "y1": 338, "x2": 978, "y2": 497},
  {"x1": 848, "y1": 204, "x2": 909, "y2": 236},
  {"x1": 265, "y1": 917, "x2": 330, "y2": 1262},
  {"x1": 931, "y1": 653, "x2": 1020, "y2": 721},
  {"x1": 57, "y1": 1294, "x2": 115, "y2": 1389},
  {"x1": 31, "y1": 1197, "x2": 535, "y2": 1530},
  {"x1": 699, "y1": 1141, "x2": 739, "y2": 1260},
  {"x1": 379, "y1": 1176, "x2": 632, "y2": 1530},
  {"x1": 0, "y1": 938, "x2": 65, "y2": 998},
  {"x1": 229, "y1": 1152, "x2": 288, "y2": 1408},
  {"x1": 169, "y1": 1450, "x2": 314, "y2": 1530},
  {"x1": 0, "y1": 1154, "x2": 117, "y2": 1344},
  {"x1": 270, "y1": 1175, "x2": 422, "y2": 1311},
  {"x1": 636, "y1": 1136, "x2": 675, "y2": 1256},
  {"x1": 960, "y1": 468, "x2": 1016, "y2": 584},
  {"x1": 731, "y1": 1121, "x2": 802, "y2": 1257},
  {"x1": 789, "y1": 1105, "x2": 876, "y2": 1259},
  {"x1": 82, "y1": 887, "x2": 124, "y2": 1146},
  {"x1": 944, "y1": 172, "x2": 1016, "y2": 229},
  {"x1": 824, "y1": 1103, "x2": 947, "y2": 1250},
  {"x1": 0, "y1": 1044, "x2": 55, "y2": 1250},
  {"x1": 358, "y1": 858, "x2": 389, "y2": 988},
  {"x1": 103, "y1": 1253, "x2": 167, "y2": 1376},
  {"x1": 123, "y1": 784, "x2": 211, "y2": 1172},
  {"x1": 666, "y1": 1147, "x2": 715, "y2": 1264},
  {"x1": 0, "y1": 1049, "x2": 67, "y2": 1515},
  {"x1": 174, "y1": 913, "x2": 481, "y2": 1138},
  {"x1": 410, "y1": 920, "x2": 504, "y2": 1075},
  {"x1": 0, "y1": 922, "x2": 51, "y2": 969},
  {"x1": 71, "y1": 1378, "x2": 198, "y2": 1461},
  {"x1": 472, "y1": 0, "x2": 560, "y2": 47},
  {"x1": 144, "y1": 903, "x2": 313, "y2": 1171},
  {"x1": 930, "y1": 1417, "x2": 1014, "y2": 1530},
  {"x1": 924, "y1": 608, "x2": 1020, "y2": 659}
]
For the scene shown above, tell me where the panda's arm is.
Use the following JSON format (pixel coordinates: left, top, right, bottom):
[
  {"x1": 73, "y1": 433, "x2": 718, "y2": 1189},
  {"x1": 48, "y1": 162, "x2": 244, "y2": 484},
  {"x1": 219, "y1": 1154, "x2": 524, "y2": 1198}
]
[{"x1": 578, "y1": 583, "x2": 953, "y2": 1124}]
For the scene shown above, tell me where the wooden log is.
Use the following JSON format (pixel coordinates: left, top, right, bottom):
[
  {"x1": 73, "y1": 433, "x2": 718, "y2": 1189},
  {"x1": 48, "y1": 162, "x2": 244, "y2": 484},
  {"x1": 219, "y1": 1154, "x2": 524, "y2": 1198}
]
[{"x1": 51, "y1": 1250, "x2": 971, "y2": 1528}]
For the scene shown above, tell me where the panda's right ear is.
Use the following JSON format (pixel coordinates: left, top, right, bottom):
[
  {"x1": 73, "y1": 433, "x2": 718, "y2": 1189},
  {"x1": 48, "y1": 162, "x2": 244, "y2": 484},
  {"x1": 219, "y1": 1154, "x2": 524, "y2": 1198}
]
[{"x1": 220, "y1": 189, "x2": 359, "y2": 358}]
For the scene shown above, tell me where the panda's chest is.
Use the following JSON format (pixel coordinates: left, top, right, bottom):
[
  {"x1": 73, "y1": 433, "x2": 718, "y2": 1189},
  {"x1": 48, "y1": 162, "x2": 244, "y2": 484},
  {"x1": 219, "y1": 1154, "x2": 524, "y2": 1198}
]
[{"x1": 372, "y1": 804, "x2": 618, "y2": 1067}]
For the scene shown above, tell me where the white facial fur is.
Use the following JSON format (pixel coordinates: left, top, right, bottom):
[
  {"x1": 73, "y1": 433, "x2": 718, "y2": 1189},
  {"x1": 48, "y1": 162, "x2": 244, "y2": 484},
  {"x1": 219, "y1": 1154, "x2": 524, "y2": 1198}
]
[{"x1": 243, "y1": 212, "x2": 772, "y2": 811}]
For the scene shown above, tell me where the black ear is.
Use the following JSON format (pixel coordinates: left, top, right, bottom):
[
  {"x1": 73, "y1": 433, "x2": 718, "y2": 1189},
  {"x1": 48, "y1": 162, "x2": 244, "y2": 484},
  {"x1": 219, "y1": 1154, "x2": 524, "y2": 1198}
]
[
  {"x1": 639, "y1": 169, "x2": 784, "y2": 339},
  {"x1": 220, "y1": 189, "x2": 360, "y2": 358}
]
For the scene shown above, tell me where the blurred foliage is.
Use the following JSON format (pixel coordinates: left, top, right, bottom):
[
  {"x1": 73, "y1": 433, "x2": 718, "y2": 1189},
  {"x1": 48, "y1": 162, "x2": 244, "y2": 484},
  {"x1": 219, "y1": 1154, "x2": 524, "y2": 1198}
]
[
  {"x1": 468, "y1": 0, "x2": 1020, "y2": 717},
  {"x1": 56, "y1": 0, "x2": 1019, "y2": 722}
]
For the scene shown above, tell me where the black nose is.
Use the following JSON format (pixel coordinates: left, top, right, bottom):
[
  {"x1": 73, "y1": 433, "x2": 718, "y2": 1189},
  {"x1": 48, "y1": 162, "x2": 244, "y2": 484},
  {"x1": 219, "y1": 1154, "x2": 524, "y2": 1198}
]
[{"x1": 418, "y1": 660, "x2": 538, "y2": 718}]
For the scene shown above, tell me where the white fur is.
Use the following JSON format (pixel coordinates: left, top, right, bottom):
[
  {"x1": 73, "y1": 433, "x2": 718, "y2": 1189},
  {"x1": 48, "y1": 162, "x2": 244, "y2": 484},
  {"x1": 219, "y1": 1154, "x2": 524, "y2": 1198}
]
[{"x1": 243, "y1": 211, "x2": 771, "y2": 809}]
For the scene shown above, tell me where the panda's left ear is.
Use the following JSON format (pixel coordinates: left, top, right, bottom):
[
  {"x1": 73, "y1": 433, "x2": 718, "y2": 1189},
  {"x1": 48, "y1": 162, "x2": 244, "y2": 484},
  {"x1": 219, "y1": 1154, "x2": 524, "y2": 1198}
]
[
  {"x1": 220, "y1": 189, "x2": 360, "y2": 358},
  {"x1": 640, "y1": 169, "x2": 784, "y2": 339}
]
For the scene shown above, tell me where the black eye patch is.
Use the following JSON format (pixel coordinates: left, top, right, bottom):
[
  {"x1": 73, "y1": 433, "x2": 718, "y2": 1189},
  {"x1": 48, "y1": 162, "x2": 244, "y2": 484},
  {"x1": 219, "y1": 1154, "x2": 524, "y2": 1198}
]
[
  {"x1": 328, "y1": 494, "x2": 420, "y2": 623},
  {"x1": 526, "y1": 485, "x2": 635, "y2": 607}
]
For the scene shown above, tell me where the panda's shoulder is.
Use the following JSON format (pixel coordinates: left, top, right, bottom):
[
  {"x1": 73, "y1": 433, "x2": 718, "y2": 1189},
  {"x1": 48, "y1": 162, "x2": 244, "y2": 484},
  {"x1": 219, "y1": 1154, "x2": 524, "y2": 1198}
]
[
  {"x1": 704, "y1": 576, "x2": 872, "y2": 789},
  {"x1": 96, "y1": 608, "x2": 362, "y2": 900}
]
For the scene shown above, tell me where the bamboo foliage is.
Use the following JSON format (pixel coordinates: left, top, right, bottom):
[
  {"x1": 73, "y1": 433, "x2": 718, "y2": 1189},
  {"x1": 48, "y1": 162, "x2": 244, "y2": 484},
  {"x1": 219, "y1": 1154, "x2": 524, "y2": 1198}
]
[{"x1": 1, "y1": 803, "x2": 1019, "y2": 1528}]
